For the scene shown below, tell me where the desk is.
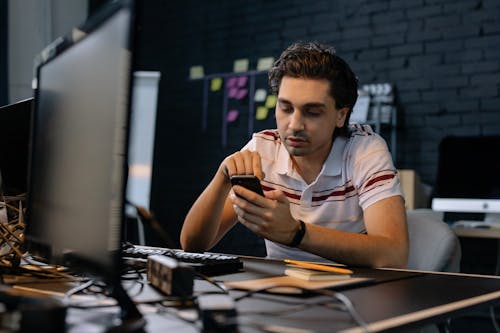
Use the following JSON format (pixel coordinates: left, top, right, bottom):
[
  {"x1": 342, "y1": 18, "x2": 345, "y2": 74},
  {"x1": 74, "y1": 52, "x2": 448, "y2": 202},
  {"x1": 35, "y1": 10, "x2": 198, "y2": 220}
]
[{"x1": 56, "y1": 256, "x2": 500, "y2": 333}]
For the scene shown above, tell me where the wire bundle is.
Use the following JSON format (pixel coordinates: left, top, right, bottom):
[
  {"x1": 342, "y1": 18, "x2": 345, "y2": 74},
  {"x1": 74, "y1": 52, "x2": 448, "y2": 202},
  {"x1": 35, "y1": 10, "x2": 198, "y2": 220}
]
[{"x1": 0, "y1": 194, "x2": 26, "y2": 267}]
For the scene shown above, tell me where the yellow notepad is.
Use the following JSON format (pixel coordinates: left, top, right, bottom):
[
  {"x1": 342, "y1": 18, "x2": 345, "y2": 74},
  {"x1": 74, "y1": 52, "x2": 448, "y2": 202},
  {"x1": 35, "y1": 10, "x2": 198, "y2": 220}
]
[{"x1": 284, "y1": 267, "x2": 351, "y2": 281}]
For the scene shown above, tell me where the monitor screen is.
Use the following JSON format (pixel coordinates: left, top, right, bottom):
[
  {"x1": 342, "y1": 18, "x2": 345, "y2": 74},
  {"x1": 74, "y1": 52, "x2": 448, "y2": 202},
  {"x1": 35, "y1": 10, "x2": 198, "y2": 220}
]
[
  {"x1": 26, "y1": 0, "x2": 136, "y2": 277},
  {"x1": 0, "y1": 98, "x2": 33, "y2": 196},
  {"x1": 432, "y1": 135, "x2": 500, "y2": 222}
]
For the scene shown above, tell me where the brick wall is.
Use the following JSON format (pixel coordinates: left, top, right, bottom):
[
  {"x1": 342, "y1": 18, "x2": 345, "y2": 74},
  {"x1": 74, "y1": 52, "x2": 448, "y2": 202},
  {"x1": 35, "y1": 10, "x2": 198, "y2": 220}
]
[{"x1": 136, "y1": 0, "x2": 500, "y2": 251}]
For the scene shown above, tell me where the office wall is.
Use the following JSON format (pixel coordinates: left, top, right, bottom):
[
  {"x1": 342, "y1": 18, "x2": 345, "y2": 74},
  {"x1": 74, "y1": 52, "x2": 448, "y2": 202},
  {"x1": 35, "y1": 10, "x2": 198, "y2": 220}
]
[
  {"x1": 7, "y1": 0, "x2": 87, "y2": 103},
  {"x1": 135, "y1": 0, "x2": 500, "y2": 251}
]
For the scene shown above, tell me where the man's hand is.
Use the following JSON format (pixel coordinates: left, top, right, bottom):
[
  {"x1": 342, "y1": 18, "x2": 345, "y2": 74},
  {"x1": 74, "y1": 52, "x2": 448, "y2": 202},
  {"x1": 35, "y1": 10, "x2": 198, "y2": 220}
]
[
  {"x1": 219, "y1": 150, "x2": 264, "y2": 180},
  {"x1": 230, "y1": 186, "x2": 299, "y2": 245}
]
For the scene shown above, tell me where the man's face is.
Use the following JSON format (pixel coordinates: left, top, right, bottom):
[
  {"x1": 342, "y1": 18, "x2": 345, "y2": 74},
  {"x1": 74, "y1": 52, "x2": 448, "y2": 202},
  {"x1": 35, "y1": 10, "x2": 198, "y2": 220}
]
[{"x1": 276, "y1": 76, "x2": 348, "y2": 160}]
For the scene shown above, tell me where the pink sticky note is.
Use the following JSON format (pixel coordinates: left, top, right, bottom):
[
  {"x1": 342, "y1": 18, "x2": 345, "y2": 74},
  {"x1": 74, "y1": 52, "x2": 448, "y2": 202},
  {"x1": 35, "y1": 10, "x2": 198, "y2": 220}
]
[
  {"x1": 236, "y1": 88, "x2": 248, "y2": 100},
  {"x1": 228, "y1": 87, "x2": 239, "y2": 98},
  {"x1": 227, "y1": 109, "x2": 239, "y2": 122},
  {"x1": 237, "y1": 76, "x2": 248, "y2": 87},
  {"x1": 226, "y1": 77, "x2": 238, "y2": 88}
]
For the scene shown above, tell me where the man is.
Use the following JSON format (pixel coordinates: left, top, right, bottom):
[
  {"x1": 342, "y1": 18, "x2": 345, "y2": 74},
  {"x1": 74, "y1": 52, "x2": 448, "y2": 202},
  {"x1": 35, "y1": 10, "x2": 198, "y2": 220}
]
[{"x1": 181, "y1": 42, "x2": 408, "y2": 268}]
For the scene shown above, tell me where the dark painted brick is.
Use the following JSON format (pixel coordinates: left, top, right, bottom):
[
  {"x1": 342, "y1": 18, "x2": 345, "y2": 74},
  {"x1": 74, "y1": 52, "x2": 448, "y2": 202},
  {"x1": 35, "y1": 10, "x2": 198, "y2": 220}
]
[
  {"x1": 372, "y1": 10, "x2": 406, "y2": 24},
  {"x1": 443, "y1": 100, "x2": 480, "y2": 113},
  {"x1": 372, "y1": 33, "x2": 405, "y2": 47},
  {"x1": 358, "y1": 48, "x2": 389, "y2": 61},
  {"x1": 398, "y1": 78, "x2": 432, "y2": 91},
  {"x1": 465, "y1": 35, "x2": 500, "y2": 49},
  {"x1": 462, "y1": 61, "x2": 500, "y2": 74},
  {"x1": 422, "y1": 88, "x2": 458, "y2": 102},
  {"x1": 470, "y1": 73, "x2": 500, "y2": 86},
  {"x1": 445, "y1": 49, "x2": 483, "y2": 64},
  {"x1": 425, "y1": 15, "x2": 461, "y2": 30},
  {"x1": 460, "y1": 85, "x2": 498, "y2": 98},
  {"x1": 390, "y1": 43, "x2": 424, "y2": 56},
  {"x1": 432, "y1": 76, "x2": 468, "y2": 89},
  {"x1": 481, "y1": 97, "x2": 500, "y2": 111},
  {"x1": 407, "y1": 5, "x2": 442, "y2": 19},
  {"x1": 407, "y1": 30, "x2": 441, "y2": 42},
  {"x1": 442, "y1": 25, "x2": 481, "y2": 39},
  {"x1": 426, "y1": 40, "x2": 464, "y2": 53}
]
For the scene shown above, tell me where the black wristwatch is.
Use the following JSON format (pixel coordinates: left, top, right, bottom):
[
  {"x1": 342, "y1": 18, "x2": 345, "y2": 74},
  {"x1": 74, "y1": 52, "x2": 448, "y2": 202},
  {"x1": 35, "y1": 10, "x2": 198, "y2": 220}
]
[{"x1": 289, "y1": 220, "x2": 306, "y2": 247}]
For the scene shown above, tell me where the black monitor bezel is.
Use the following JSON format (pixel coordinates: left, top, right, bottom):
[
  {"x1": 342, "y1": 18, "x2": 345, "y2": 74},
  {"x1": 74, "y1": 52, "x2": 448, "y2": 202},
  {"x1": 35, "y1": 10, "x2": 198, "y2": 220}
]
[{"x1": 25, "y1": 0, "x2": 137, "y2": 281}]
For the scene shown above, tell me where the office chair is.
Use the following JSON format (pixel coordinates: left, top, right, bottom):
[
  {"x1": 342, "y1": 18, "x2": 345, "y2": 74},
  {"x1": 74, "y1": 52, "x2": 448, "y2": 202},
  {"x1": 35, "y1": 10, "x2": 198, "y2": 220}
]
[{"x1": 406, "y1": 210, "x2": 462, "y2": 272}]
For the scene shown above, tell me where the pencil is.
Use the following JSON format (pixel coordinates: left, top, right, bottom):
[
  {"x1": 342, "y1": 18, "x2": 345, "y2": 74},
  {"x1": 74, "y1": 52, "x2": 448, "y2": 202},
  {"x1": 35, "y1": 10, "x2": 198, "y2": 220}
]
[{"x1": 284, "y1": 259, "x2": 353, "y2": 275}]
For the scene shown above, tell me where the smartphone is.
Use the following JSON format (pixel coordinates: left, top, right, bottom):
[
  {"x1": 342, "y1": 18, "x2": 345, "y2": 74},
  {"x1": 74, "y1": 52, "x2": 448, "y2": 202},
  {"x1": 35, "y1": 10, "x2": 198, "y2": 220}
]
[{"x1": 230, "y1": 175, "x2": 264, "y2": 196}]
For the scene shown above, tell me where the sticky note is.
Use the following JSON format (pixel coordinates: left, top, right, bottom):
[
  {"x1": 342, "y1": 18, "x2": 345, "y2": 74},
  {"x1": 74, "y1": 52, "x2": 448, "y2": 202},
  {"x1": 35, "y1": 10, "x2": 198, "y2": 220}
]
[
  {"x1": 189, "y1": 65, "x2": 204, "y2": 79},
  {"x1": 226, "y1": 76, "x2": 238, "y2": 88},
  {"x1": 255, "y1": 106, "x2": 268, "y2": 120},
  {"x1": 265, "y1": 95, "x2": 277, "y2": 108},
  {"x1": 236, "y1": 89, "x2": 248, "y2": 100},
  {"x1": 254, "y1": 89, "x2": 267, "y2": 102},
  {"x1": 228, "y1": 87, "x2": 239, "y2": 99},
  {"x1": 237, "y1": 76, "x2": 248, "y2": 87},
  {"x1": 227, "y1": 109, "x2": 239, "y2": 122},
  {"x1": 210, "y1": 77, "x2": 223, "y2": 91},
  {"x1": 257, "y1": 57, "x2": 274, "y2": 71},
  {"x1": 233, "y1": 58, "x2": 249, "y2": 73}
]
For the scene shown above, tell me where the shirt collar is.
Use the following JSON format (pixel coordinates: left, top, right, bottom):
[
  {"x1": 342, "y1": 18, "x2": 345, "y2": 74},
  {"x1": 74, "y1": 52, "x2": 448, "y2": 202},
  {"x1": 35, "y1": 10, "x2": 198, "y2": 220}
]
[
  {"x1": 275, "y1": 136, "x2": 347, "y2": 177},
  {"x1": 323, "y1": 136, "x2": 347, "y2": 176}
]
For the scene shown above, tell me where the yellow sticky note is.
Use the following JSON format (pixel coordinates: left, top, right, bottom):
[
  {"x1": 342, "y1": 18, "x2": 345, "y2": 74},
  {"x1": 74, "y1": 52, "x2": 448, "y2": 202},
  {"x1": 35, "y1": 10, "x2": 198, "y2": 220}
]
[
  {"x1": 256, "y1": 106, "x2": 268, "y2": 120},
  {"x1": 210, "y1": 77, "x2": 223, "y2": 91},
  {"x1": 257, "y1": 57, "x2": 274, "y2": 71},
  {"x1": 189, "y1": 65, "x2": 204, "y2": 79},
  {"x1": 265, "y1": 95, "x2": 277, "y2": 108},
  {"x1": 233, "y1": 59, "x2": 249, "y2": 73}
]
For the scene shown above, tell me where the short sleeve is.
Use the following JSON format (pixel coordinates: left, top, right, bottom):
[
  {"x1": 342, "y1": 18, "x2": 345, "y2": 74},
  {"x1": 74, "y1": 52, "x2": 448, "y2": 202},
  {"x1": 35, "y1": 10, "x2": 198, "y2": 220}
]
[{"x1": 348, "y1": 131, "x2": 404, "y2": 210}]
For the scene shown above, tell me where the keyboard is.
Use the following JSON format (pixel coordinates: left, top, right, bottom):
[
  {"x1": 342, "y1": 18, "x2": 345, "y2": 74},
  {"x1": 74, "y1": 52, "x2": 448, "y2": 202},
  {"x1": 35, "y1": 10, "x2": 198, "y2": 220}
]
[{"x1": 122, "y1": 244, "x2": 243, "y2": 276}]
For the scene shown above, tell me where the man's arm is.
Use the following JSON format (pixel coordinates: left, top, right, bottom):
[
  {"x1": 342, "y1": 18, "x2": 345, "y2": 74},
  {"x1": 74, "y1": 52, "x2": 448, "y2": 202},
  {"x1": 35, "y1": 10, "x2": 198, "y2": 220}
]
[
  {"x1": 298, "y1": 195, "x2": 408, "y2": 268},
  {"x1": 231, "y1": 185, "x2": 408, "y2": 268},
  {"x1": 180, "y1": 150, "x2": 263, "y2": 252}
]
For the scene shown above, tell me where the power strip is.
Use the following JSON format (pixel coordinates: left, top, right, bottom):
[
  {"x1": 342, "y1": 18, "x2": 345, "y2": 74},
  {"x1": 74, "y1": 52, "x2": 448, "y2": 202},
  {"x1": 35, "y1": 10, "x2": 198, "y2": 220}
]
[{"x1": 147, "y1": 254, "x2": 194, "y2": 297}]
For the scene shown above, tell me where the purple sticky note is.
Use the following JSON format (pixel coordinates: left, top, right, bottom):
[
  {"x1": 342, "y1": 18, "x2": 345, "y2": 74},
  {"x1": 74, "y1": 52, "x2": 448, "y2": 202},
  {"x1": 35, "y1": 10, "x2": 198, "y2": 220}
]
[
  {"x1": 228, "y1": 87, "x2": 239, "y2": 98},
  {"x1": 237, "y1": 76, "x2": 248, "y2": 87},
  {"x1": 226, "y1": 77, "x2": 238, "y2": 88},
  {"x1": 227, "y1": 109, "x2": 239, "y2": 122},
  {"x1": 236, "y1": 88, "x2": 248, "y2": 100}
]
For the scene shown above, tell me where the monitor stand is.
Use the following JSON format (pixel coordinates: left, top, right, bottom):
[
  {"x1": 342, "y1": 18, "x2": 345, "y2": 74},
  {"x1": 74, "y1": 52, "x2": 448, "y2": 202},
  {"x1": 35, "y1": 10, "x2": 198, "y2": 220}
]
[
  {"x1": 105, "y1": 276, "x2": 146, "y2": 333},
  {"x1": 64, "y1": 253, "x2": 146, "y2": 333}
]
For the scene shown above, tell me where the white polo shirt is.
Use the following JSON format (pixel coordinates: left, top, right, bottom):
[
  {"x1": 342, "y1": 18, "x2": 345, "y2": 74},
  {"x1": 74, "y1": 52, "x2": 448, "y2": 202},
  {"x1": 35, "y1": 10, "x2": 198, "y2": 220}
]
[{"x1": 242, "y1": 124, "x2": 404, "y2": 262}]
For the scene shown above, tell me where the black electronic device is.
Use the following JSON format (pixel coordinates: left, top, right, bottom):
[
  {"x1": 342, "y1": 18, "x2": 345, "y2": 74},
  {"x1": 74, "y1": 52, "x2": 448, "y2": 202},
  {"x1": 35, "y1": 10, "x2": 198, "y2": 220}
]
[
  {"x1": 431, "y1": 136, "x2": 500, "y2": 225},
  {"x1": 0, "y1": 98, "x2": 33, "y2": 196},
  {"x1": 122, "y1": 244, "x2": 243, "y2": 276},
  {"x1": 230, "y1": 175, "x2": 264, "y2": 196},
  {"x1": 25, "y1": 1, "x2": 145, "y2": 331}
]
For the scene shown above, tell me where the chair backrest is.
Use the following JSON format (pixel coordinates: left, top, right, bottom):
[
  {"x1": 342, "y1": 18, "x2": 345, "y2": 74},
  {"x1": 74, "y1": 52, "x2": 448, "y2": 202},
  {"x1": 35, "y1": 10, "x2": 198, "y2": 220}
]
[{"x1": 406, "y1": 210, "x2": 461, "y2": 272}]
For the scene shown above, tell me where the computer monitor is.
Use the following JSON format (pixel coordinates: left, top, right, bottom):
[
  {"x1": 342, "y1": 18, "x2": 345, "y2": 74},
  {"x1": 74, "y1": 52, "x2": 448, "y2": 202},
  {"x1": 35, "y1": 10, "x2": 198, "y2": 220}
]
[
  {"x1": 431, "y1": 135, "x2": 500, "y2": 225},
  {"x1": 0, "y1": 98, "x2": 33, "y2": 196},
  {"x1": 25, "y1": 0, "x2": 144, "y2": 328}
]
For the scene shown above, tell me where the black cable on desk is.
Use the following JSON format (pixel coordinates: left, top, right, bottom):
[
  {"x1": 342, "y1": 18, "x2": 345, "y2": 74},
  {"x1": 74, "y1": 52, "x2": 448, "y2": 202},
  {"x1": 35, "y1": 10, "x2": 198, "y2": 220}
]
[{"x1": 233, "y1": 284, "x2": 370, "y2": 333}]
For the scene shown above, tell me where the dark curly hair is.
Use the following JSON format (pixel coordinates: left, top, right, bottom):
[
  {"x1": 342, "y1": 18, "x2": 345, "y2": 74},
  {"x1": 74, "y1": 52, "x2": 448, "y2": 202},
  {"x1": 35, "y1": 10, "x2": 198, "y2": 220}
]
[{"x1": 268, "y1": 42, "x2": 358, "y2": 137}]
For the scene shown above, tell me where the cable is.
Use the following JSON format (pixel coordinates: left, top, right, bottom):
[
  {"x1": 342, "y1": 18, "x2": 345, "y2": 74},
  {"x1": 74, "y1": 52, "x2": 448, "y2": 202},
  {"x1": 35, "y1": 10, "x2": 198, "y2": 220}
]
[
  {"x1": 490, "y1": 306, "x2": 500, "y2": 333},
  {"x1": 195, "y1": 272, "x2": 229, "y2": 294},
  {"x1": 313, "y1": 289, "x2": 370, "y2": 333},
  {"x1": 64, "y1": 279, "x2": 94, "y2": 299},
  {"x1": 233, "y1": 284, "x2": 370, "y2": 333}
]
